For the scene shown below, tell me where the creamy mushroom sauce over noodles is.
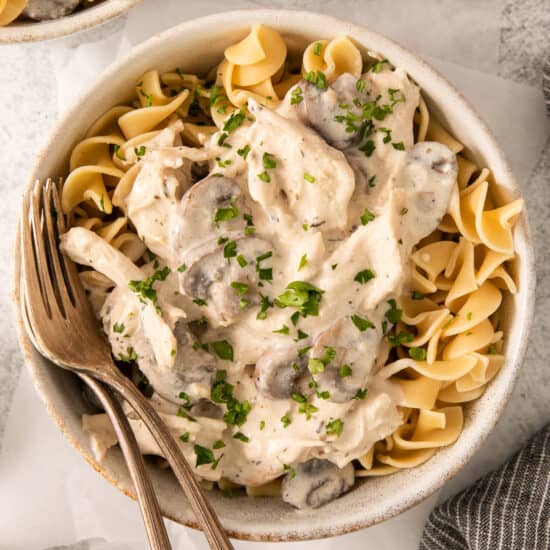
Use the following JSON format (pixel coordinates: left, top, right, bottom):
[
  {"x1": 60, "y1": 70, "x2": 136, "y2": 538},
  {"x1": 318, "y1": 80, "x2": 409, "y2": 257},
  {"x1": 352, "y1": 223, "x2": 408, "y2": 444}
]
[{"x1": 60, "y1": 26, "x2": 523, "y2": 508}]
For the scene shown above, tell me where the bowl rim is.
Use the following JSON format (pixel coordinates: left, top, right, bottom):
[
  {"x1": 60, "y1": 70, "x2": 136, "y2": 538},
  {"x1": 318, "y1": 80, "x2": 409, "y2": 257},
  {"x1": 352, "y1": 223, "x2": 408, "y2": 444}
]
[
  {"x1": 13, "y1": 8, "x2": 536, "y2": 541},
  {"x1": 0, "y1": 0, "x2": 142, "y2": 43}
]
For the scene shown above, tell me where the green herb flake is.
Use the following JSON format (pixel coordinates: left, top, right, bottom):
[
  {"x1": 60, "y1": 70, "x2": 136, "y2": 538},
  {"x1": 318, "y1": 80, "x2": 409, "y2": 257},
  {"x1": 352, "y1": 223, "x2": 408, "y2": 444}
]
[
  {"x1": 488, "y1": 344, "x2": 497, "y2": 355},
  {"x1": 409, "y1": 347, "x2": 427, "y2": 361},
  {"x1": 223, "y1": 109, "x2": 245, "y2": 132},
  {"x1": 392, "y1": 142, "x2": 405, "y2": 151},
  {"x1": 290, "y1": 86, "x2": 303, "y2": 105},
  {"x1": 213, "y1": 439, "x2": 226, "y2": 449},
  {"x1": 326, "y1": 418, "x2": 344, "y2": 437},
  {"x1": 209, "y1": 340, "x2": 234, "y2": 361},
  {"x1": 237, "y1": 144, "x2": 251, "y2": 159},
  {"x1": 354, "y1": 388, "x2": 368, "y2": 400},
  {"x1": 180, "y1": 432, "x2": 190, "y2": 443},
  {"x1": 236, "y1": 254, "x2": 248, "y2": 267},
  {"x1": 275, "y1": 281, "x2": 324, "y2": 317},
  {"x1": 283, "y1": 464, "x2": 296, "y2": 478},
  {"x1": 339, "y1": 364, "x2": 352, "y2": 378},
  {"x1": 273, "y1": 325, "x2": 290, "y2": 335},
  {"x1": 295, "y1": 329, "x2": 308, "y2": 341},
  {"x1": 223, "y1": 240, "x2": 237, "y2": 259},
  {"x1": 194, "y1": 444, "x2": 218, "y2": 468},
  {"x1": 128, "y1": 266, "x2": 170, "y2": 306},
  {"x1": 113, "y1": 322, "x2": 125, "y2": 334},
  {"x1": 230, "y1": 281, "x2": 249, "y2": 296},
  {"x1": 387, "y1": 331, "x2": 414, "y2": 348},
  {"x1": 370, "y1": 59, "x2": 389, "y2": 73},
  {"x1": 305, "y1": 70, "x2": 328, "y2": 90},
  {"x1": 118, "y1": 346, "x2": 137, "y2": 363},
  {"x1": 411, "y1": 291, "x2": 425, "y2": 300},
  {"x1": 385, "y1": 299, "x2": 403, "y2": 324},
  {"x1": 351, "y1": 314, "x2": 375, "y2": 332},
  {"x1": 233, "y1": 432, "x2": 250, "y2": 443},
  {"x1": 308, "y1": 358, "x2": 325, "y2": 375},
  {"x1": 214, "y1": 199, "x2": 238, "y2": 225},
  {"x1": 281, "y1": 413, "x2": 292, "y2": 428},
  {"x1": 360, "y1": 208, "x2": 376, "y2": 225},
  {"x1": 368, "y1": 175, "x2": 377, "y2": 187},
  {"x1": 262, "y1": 152, "x2": 277, "y2": 170},
  {"x1": 354, "y1": 269, "x2": 376, "y2": 284},
  {"x1": 298, "y1": 254, "x2": 308, "y2": 271},
  {"x1": 304, "y1": 172, "x2": 316, "y2": 183},
  {"x1": 177, "y1": 263, "x2": 187, "y2": 273},
  {"x1": 466, "y1": 312, "x2": 473, "y2": 321},
  {"x1": 400, "y1": 207, "x2": 408, "y2": 215},
  {"x1": 313, "y1": 42, "x2": 323, "y2": 56},
  {"x1": 259, "y1": 420, "x2": 265, "y2": 430},
  {"x1": 258, "y1": 171, "x2": 271, "y2": 183}
]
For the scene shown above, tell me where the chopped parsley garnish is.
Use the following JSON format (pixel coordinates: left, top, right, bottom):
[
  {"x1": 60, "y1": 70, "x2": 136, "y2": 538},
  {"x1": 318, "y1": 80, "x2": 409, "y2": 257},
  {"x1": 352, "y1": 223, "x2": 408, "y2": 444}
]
[
  {"x1": 209, "y1": 85, "x2": 227, "y2": 107},
  {"x1": 331, "y1": 263, "x2": 338, "y2": 270},
  {"x1": 392, "y1": 142, "x2": 405, "y2": 151},
  {"x1": 326, "y1": 418, "x2": 344, "y2": 437},
  {"x1": 290, "y1": 86, "x2": 303, "y2": 105},
  {"x1": 180, "y1": 432, "x2": 190, "y2": 443},
  {"x1": 283, "y1": 464, "x2": 296, "y2": 478},
  {"x1": 113, "y1": 144, "x2": 125, "y2": 161},
  {"x1": 134, "y1": 145, "x2": 146, "y2": 158},
  {"x1": 128, "y1": 266, "x2": 170, "y2": 306},
  {"x1": 308, "y1": 346, "x2": 336, "y2": 374},
  {"x1": 223, "y1": 240, "x2": 237, "y2": 259},
  {"x1": 273, "y1": 325, "x2": 290, "y2": 335},
  {"x1": 118, "y1": 346, "x2": 137, "y2": 363},
  {"x1": 360, "y1": 208, "x2": 376, "y2": 225},
  {"x1": 255, "y1": 250, "x2": 273, "y2": 282},
  {"x1": 291, "y1": 393, "x2": 318, "y2": 420},
  {"x1": 360, "y1": 139, "x2": 376, "y2": 157},
  {"x1": 210, "y1": 370, "x2": 251, "y2": 426},
  {"x1": 304, "y1": 70, "x2": 328, "y2": 90},
  {"x1": 298, "y1": 345, "x2": 312, "y2": 356},
  {"x1": 400, "y1": 207, "x2": 408, "y2": 215},
  {"x1": 354, "y1": 269, "x2": 375, "y2": 284},
  {"x1": 368, "y1": 175, "x2": 377, "y2": 187},
  {"x1": 259, "y1": 420, "x2": 265, "y2": 430},
  {"x1": 275, "y1": 281, "x2": 324, "y2": 317},
  {"x1": 298, "y1": 254, "x2": 308, "y2": 271},
  {"x1": 385, "y1": 299, "x2": 402, "y2": 324},
  {"x1": 213, "y1": 198, "x2": 238, "y2": 225},
  {"x1": 302, "y1": 223, "x2": 309, "y2": 231},
  {"x1": 313, "y1": 42, "x2": 323, "y2": 56},
  {"x1": 217, "y1": 132, "x2": 230, "y2": 147},
  {"x1": 354, "y1": 388, "x2": 368, "y2": 400},
  {"x1": 356, "y1": 79, "x2": 366, "y2": 92},
  {"x1": 339, "y1": 364, "x2": 352, "y2": 378},
  {"x1": 223, "y1": 108, "x2": 245, "y2": 132},
  {"x1": 379, "y1": 127, "x2": 392, "y2": 144},
  {"x1": 488, "y1": 344, "x2": 497, "y2": 355},
  {"x1": 210, "y1": 340, "x2": 234, "y2": 361},
  {"x1": 290, "y1": 311, "x2": 300, "y2": 326},
  {"x1": 409, "y1": 347, "x2": 427, "y2": 361},
  {"x1": 237, "y1": 144, "x2": 251, "y2": 159},
  {"x1": 370, "y1": 59, "x2": 389, "y2": 73},
  {"x1": 256, "y1": 294, "x2": 273, "y2": 320},
  {"x1": 304, "y1": 172, "x2": 316, "y2": 183},
  {"x1": 99, "y1": 194, "x2": 105, "y2": 212},
  {"x1": 281, "y1": 413, "x2": 292, "y2": 428},
  {"x1": 262, "y1": 152, "x2": 277, "y2": 169},
  {"x1": 236, "y1": 254, "x2": 247, "y2": 267},
  {"x1": 193, "y1": 298, "x2": 207, "y2": 306},
  {"x1": 466, "y1": 311, "x2": 473, "y2": 321},
  {"x1": 213, "y1": 439, "x2": 226, "y2": 449},
  {"x1": 233, "y1": 432, "x2": 250, "y2": 443},
  {"x1": 351, "y1": 314, "x2": 375, "y2": 332},
  {"x1": 411, "y1": 291, "x2": 425, "y2": 300},
  {"x1": 317, "y1": 390, "x2": 330, "y2": 399},
  {"x1": 113, "y1": 322, "x2": 125, "y2": 334},
  {"x1": 177, "y1": 263, "x2": 187, "y2": 273},
  {"x1": 179, "y1": 391, "x2": 192, "y2": 410},
  {"x1": 215, "y1": 157, "x2": 232, "y2": 168},
  {"x1": 176, "y1": 408, "x2": 196, "y2": 422},
  {"x1": 295, "y1": 329, "x2": 308, "y2": 341},
  {"x1": 194, "y1": 444, "x2": 222, "y2": 469},
  {"x1": 230, "y1": 281, "x2": 249, "y2": 296},
  {"x1": 388, "y1": 331, "x2": 414, "y2": 348},
  {"x1": 258, "y1": 171, "x2": 271, "y2": 183}
]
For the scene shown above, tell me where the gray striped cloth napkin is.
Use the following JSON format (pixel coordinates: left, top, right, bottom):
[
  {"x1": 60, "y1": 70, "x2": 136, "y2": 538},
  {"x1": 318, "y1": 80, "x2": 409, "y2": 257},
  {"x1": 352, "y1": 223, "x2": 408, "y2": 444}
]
[{"x1": 420, "y1": 424, "x2": 550, "y2": 549}]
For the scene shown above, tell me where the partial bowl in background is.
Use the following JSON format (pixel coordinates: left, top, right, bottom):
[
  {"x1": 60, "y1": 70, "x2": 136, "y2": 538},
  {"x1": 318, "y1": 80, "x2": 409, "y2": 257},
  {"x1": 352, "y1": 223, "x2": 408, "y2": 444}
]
[
  {"x1": 0, "y1": 0, "x2": 142, "y2": 43},
  {"x1": 13, "y1": 10, "x2": 535, "y2": 541}
]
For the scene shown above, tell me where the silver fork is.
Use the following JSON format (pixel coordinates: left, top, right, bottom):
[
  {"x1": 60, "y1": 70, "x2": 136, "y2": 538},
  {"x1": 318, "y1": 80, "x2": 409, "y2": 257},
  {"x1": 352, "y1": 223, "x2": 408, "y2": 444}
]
[{"x1": 20, "y1": 178, "x2": 233, "y2": 550}]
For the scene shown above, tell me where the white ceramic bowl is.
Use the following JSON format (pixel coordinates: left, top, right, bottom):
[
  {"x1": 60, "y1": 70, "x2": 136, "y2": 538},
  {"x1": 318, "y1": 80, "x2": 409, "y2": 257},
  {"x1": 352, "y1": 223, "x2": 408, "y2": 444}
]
[
  {"x1": 0, "y1": 0, "x2": 142, "y2": 43},
  {"x1": 13, "y1": 10, "x2": 535, "y2": 541}
]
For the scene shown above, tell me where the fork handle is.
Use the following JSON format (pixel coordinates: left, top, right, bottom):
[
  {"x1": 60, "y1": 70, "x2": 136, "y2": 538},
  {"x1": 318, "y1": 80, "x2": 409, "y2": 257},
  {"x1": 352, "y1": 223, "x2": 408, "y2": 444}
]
[
  {"x1": 79, "y1": 374, "x2": 172, "y2": 550},
  {"x1": 94, "y1": 369, "x2": 233, "y2": 550}
]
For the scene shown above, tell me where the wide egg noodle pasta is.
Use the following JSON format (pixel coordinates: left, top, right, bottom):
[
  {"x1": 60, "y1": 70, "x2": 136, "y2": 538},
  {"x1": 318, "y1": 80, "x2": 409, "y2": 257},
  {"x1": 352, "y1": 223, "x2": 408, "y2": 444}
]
[
  {"x1": 59, "y1": 25, "x2": 523, "y2": 491},
  {"x1": 0, "y1": 0, "x2": 26, "y2": 26}
]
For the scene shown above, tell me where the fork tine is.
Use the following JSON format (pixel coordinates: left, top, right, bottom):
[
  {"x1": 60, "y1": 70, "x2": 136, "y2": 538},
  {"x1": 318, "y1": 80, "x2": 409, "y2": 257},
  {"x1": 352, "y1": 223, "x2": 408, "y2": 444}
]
[
  {"x1": 48, "y1": 177, "x2": 90, "y2": 309},
  {"x1": 43, "y1": 178, "x2": 74, "y2": 313},
  {"x1": 20, "y1": 186, "x2": 50, "y2": 321},
  {"x1": 29, "y1": 180, "x2": 61, "y2": 319}
]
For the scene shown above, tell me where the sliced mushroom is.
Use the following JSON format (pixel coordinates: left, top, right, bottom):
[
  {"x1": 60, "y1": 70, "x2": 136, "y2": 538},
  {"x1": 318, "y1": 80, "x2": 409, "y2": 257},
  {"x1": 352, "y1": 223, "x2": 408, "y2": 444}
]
[
  {"x1": 179, "y1": 234, "x2": 272, "y2": 327},
  {"x1": 189, "y1": 398, "x2": 223, "y2": 419},
  {"x1": 23, "y1": 0, "x2": 81, "y2": 20},
  {"x1": 282, "y1": 459, "x2": 355, "y2": 509},
  {"x1": 171, "y1": 176, "x2": 250, "y2": 254},
  {"x1": 396, "y1": 142, "x2": 458, "y2": 248},
  {"x1": 255, "y1": 345, "x2": 308, "y2": 399},
  {"x1": 295, "y1": 73, "x2": 364, "y2": 150},
  {"x1": 311, "y1": 316, "x2": 381, "y2": 403}
]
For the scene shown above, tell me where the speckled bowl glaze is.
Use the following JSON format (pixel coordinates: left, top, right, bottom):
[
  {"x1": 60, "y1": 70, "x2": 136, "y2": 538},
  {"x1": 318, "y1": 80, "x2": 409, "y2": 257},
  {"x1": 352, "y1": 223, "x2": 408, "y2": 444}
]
[
  {"x1": 0, "y1": 0, "x2": 142, "y2": 43},
  {"x1": 13, "y1": 10, "x2": 535, "y2": 541}
]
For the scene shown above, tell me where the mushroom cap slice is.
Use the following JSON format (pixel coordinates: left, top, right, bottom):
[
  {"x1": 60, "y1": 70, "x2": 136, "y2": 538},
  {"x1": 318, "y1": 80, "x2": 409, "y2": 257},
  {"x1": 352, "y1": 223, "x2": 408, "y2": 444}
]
[
  {"x1": 23, "y1": 0, "x2": 81, "y2": 20},
  {"x1": 179, "y1": 234, "x2": 273, "y2": 327},
  {"x1": 282, "y1": 459, "x2": 355, "y2": 509},
  {"x1": 171, "y1": 175, "x2": 250, "y2": 254},
  {"x1": 255, "y1": 345, "x2": 308, "y2": 399},
  {"x1": 296, "y1": 73, "x2": 363, "y2": 150}
]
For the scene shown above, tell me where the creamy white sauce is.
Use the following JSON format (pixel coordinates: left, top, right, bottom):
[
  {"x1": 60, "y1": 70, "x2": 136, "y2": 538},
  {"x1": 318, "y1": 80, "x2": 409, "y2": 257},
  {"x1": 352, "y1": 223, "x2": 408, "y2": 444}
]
[{"x1": 64, "y1": 67, "x2": 458, "y2": 489}]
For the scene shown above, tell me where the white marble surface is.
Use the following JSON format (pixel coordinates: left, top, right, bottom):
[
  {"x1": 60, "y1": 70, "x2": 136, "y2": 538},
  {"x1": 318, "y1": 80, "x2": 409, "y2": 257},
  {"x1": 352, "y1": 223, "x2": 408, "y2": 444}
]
[{"x1": 0, "y1": 1, "x2": 549, "y2": 549}]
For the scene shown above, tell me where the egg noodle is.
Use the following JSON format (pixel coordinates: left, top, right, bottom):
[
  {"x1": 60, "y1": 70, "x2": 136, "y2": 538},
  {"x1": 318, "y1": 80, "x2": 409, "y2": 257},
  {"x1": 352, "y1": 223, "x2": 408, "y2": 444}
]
[{"x1": 60, "y1": 25, "x2": 523, "y2": 501}]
